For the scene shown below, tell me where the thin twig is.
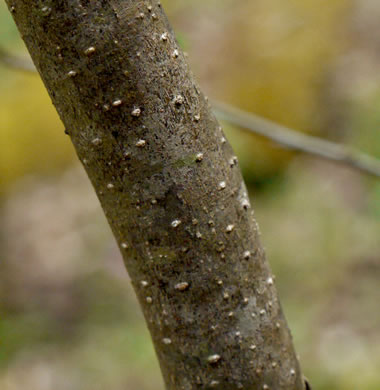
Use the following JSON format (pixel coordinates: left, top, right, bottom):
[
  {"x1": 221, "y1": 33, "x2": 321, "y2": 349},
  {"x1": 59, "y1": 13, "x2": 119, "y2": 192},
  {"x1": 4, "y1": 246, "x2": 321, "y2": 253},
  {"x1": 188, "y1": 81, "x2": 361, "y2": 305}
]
[
  {"x1": 1, "y1": 48, "x2": 379, "y2": 179},
  {"x1": 213, "y1": 100, "x2": 380, "y2": 179},
  {"x1": 0, "y1": 47, "x2": 36, "y2": 72}
]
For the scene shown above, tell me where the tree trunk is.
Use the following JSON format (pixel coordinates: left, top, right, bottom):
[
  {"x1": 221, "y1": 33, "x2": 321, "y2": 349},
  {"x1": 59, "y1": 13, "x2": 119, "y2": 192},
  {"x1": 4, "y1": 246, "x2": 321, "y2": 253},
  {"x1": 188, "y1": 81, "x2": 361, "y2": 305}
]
[{"x1": 6, "y1": 1, "x2": 305, "y2": 389}]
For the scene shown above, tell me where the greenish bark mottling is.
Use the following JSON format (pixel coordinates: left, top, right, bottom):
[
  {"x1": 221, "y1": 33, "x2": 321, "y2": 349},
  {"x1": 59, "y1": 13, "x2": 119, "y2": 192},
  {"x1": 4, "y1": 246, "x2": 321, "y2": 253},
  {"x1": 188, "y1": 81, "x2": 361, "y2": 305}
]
[{"x1": 6, "y1": 1, "x2": 306, "y2": 389}]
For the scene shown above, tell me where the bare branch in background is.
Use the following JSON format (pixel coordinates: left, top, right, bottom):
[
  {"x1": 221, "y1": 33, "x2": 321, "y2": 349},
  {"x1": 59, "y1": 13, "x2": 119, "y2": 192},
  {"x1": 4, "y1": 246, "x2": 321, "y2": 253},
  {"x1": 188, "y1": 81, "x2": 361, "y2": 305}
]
[
  {"x1": 0, "y1": 47, "x2": 36, "y2": 72},
  {"x1": 1, "y1": 47, "x2": 379, "y2": 179},
  {"x1": 213, "y1": 101, "x2": 380, "y2": 179}
]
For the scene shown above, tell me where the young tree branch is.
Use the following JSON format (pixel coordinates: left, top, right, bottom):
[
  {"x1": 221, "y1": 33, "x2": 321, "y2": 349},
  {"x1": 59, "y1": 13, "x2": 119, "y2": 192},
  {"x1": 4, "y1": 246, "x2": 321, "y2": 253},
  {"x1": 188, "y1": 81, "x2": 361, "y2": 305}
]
[{"x1": 5, "y1": 3, "x2": 306, "y2": 388}]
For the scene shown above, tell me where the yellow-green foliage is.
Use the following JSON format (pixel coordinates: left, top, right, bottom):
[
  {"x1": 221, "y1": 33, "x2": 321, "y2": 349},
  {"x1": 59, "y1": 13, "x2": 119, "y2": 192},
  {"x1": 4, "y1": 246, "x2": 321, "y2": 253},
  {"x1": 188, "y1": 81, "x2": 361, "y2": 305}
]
[
  {"x1": 0, "y1": 73, "x2": 75, "y2": 191},
  {"x1": 218, "y1": 0, "x2": 351, "y2": 177}
]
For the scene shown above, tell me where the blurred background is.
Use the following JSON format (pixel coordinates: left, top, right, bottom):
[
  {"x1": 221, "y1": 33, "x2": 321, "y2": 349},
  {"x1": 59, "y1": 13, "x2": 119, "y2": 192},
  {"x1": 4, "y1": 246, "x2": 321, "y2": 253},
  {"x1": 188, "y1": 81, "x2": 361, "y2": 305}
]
[{"x1": 1, "y1": 0, "x2": 380, "y2": 389}]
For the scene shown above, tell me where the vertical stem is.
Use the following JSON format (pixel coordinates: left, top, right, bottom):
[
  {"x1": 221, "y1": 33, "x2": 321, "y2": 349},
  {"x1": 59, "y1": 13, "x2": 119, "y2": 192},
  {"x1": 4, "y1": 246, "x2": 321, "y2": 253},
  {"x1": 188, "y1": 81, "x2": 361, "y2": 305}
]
[{"x1": 6, "y1": 1, "x2": 305, "y2": 389}]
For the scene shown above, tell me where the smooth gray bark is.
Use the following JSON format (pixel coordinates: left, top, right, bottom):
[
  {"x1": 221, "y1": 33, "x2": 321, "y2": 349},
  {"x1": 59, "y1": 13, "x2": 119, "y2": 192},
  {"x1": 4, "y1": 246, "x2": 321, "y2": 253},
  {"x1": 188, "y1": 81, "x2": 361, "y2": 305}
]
[{"x1": 6, "y1": 1, "x2": 306, "y2": 389}]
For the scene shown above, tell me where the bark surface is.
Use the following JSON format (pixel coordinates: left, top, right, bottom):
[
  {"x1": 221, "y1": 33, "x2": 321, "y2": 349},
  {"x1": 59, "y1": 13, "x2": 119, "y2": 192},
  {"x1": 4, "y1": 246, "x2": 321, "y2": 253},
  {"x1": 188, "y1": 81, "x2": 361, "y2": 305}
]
[{"x1": 6, "y1": 1, "x2": 305, "y2": 389}]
